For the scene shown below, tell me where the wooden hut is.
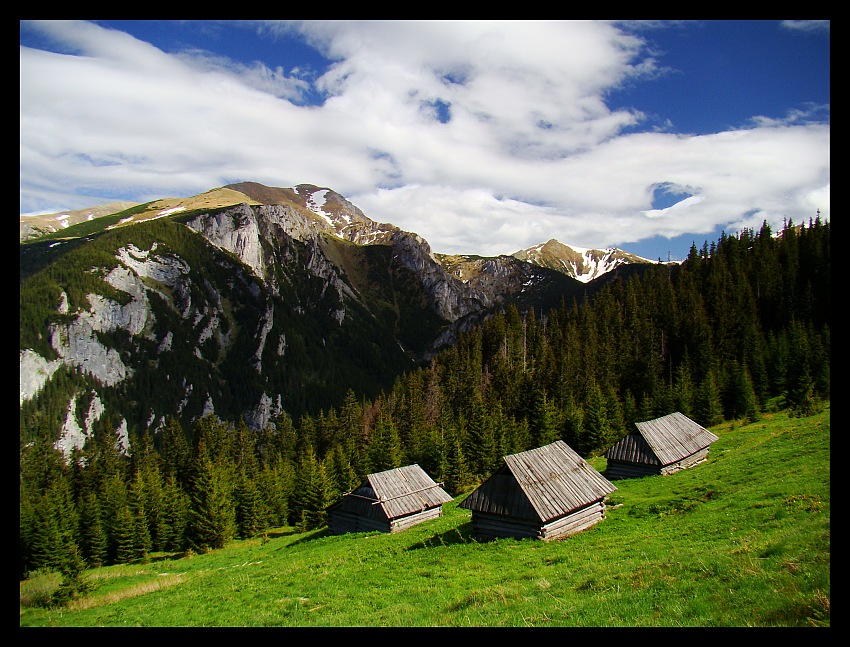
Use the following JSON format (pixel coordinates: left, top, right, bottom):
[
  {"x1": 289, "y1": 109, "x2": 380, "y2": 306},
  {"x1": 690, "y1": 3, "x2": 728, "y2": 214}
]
[
  {"x1": 458, "y1": 440, "x2": 617, "y2": 541},
  {"x1": 603, "y1": 411, "x2": 720, "y2": 479},
  {"x1": 326, "y1": 464, "x2": 453, "y2": 535}
]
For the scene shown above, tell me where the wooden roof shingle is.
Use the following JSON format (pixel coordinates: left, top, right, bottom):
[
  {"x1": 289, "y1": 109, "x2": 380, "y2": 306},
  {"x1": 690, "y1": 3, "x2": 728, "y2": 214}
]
[
  {"x1": 329, "y1": 464, "x2": 453, "y2": 520},
  {"x1": 604, "y1": 411, "x2": 719, "y2": 466},
  {"x1": 460, "y1": 440, "x2": 617, "y2": 523}
]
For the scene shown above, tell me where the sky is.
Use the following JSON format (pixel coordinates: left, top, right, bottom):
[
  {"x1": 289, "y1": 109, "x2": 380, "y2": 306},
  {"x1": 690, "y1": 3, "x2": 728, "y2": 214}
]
[{"x1": 20, "y1": 20, "x2": 830, "y2": 261}]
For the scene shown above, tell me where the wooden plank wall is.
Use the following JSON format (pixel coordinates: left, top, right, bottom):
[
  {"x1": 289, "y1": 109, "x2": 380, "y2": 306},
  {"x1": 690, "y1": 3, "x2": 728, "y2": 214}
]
[
  {"x1": 470, "y1": 500, "x2": 607, "y2": 542},
  {"x1": 605, "y1": 461, "x2": 660, "y2": 480},
  {"x1": 328, "y1": 507, "x2": 443, "y2": 535},
  {"x1": 607, "y1": 446, "x2": 710, "y2": 479}
]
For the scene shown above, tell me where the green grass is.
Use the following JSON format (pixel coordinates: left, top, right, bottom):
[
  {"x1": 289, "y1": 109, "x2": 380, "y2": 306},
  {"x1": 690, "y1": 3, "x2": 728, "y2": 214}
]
[{"x1": 20, "y1": 405, "x2": 830, "y2": 627}]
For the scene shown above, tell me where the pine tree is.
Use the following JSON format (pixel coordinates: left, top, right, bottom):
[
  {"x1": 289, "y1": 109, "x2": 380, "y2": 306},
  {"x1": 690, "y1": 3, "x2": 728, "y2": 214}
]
[
  {"x1": 160, "y1": 472, "x2": 190, "y2": 551},
  {"x1": 187, "y1": 455, "x2": 236, "y2": 552},
  {"x1": 114, "y1": 504, "x2": 137, "y2": 564},
  {"x1": 129, "y1": 472, "x2": 152, "y2": 563},
  {"x1": 291, "y1": 446, "x2": 329, "y2": 531},
  {"x1": 324, "y1": 444, "x2": 359, "y2": 498},
  {"x1": 438, "y1": 421, "x2": 471, "y2": 496},
  {"x1": 132, "y1": 430, "x2": 166, "y2": 552},
  {"x1": 19, "y1": 429, "x2": 70, "y2": 576},
  {"x1": 52, "y1": 542, "x2": 91, "y2": 606},
  {"x1": 621, "y1": 390, "x2": 639, "y2": 430},
  {"x1": 158, "y1": 417, "x2": 193, "y2": 488},
  {"x1": 784, "y1": 320, "x2": 822, "y2": 417},
  {"x1": 365, "y1": 412, "x2": 403, "y2": 474},
  {"x1": 724, "y1": 361, "x2": 760, "y2": 422},
  {"x1": 234, "y1": 469, "x2": 268, "y2": 539},
  {"x1": 694, "y1": 368, "x2": 724, "y2": 428},
  {"x1": 99, "y1": 472, "x2": 129, "y2": 564},
  {"x1": 529, "y1": 389, "x2": 559, "y2": 448},
  {"x1": 560, "y1": 396, "x2": 584, "y2": 453},
  {"x1": 463, "y1": 388, "x2": 498, "y2": 478},
  {"x1": 672, "y1": 361, "x2": 696, "y2": 418},
  {"x1": 28, "y1": 479, "x2": 74, "y2": 572},
  {"x1": 78, "y1": 491, "x2": 108, "y2": 568},
  {"x1": 258, "y1": 459, "x2": 295, "y2": 529},
  {"x1": 583, "y1": 380, "x2": 611, "y2": 456}
]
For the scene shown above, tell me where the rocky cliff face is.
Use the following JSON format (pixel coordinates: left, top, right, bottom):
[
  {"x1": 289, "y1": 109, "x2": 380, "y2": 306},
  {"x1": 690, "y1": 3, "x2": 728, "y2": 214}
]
[{"x1": 19, "y1": 182, "x2": 630, "y2": 459}]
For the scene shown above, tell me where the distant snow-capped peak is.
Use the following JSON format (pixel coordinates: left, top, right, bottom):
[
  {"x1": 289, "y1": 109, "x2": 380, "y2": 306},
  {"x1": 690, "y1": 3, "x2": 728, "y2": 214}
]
[{"x1": 512, "y1": 239, "x2": 656, "y2": 283}]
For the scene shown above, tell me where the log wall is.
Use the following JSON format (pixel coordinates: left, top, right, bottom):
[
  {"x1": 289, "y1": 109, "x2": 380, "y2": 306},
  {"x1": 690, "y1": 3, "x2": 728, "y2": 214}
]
[
  {"x1": 659, "y1": 448, "x2": 709, "y2": 475},
  {"x1": 328, "y1": 506, "x2": 443, "y2": 535},
  {"x1": 470, "y1": 500, "x2": 606, "y2": 542},
  {"x1": 607, "y1": 447, "x2": 711, "y2": 480}
]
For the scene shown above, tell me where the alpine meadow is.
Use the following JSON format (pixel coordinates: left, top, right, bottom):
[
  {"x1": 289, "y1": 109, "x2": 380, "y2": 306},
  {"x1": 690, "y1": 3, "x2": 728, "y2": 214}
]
[{"x1": 19, "y1": 186, "x2": 830, "y2": 627}]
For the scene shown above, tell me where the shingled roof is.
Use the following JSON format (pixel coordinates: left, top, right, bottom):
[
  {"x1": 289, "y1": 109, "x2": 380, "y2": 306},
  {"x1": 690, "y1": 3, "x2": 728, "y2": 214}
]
[
  {"x1": 605, "y1": 411, "x2": 719, "y2": 466},
  {"x1": 460, "y1": 440, "x2": 616, "y2": 523},
  {"x1": 329, "y1": 464, "x2": 453, "y2": 520}
]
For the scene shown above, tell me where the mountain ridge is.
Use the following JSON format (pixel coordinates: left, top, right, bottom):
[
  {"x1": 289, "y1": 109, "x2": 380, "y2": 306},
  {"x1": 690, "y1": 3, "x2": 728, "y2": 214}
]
[
  {"x1": 21, "y1": 181, "x2": 660, "y2": 283},
  {"x1": 20, "y1": 181, "x2": 658, "y2": 452}
]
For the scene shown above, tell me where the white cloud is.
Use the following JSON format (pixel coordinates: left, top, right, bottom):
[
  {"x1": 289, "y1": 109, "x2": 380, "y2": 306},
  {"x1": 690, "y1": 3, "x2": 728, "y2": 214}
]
[
  {"x1": 781, "y1": 20, "x2": 830, "y2": 33},
  {"x1": 20, "y1": 20, "x2": 829, "y2": 257}
]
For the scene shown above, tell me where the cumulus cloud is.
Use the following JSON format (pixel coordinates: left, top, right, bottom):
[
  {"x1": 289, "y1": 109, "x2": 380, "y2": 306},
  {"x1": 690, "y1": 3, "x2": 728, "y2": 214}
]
[{"x1": 20, "y1": 20, "x2": 829, "y2": 257}]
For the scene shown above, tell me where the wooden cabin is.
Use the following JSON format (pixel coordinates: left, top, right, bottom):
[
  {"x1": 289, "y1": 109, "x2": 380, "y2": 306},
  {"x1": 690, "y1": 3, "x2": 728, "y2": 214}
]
[
  {"x1": 603, "y1": 411, "x2": 720, "y2": 479},
  {"x1": 326, "y1": 464, "x2": 453, "y2": 535},
  {"x1": 459, "y1": 440, "x2": 617, "y2": 541}
]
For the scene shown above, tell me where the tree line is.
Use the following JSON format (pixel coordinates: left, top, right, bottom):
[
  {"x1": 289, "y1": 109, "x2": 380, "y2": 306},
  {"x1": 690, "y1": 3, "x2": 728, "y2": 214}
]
[{"x1": 19, "y1": 216, "x2": 830, "y2": 602}]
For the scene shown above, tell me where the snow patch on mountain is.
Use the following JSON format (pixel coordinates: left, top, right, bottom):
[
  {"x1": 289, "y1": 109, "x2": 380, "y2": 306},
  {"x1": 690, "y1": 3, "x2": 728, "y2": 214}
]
[{"x1": 513, "y1": 239, "x2": 656, "y2": 283}]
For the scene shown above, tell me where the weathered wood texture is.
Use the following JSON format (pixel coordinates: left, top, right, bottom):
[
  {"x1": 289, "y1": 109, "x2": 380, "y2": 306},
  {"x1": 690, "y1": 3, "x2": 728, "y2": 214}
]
[
  {"x1": 326, "y1": 464, "x2": 452, "y2": 535},
  {"x1": 469, "y1": 501, "x2": 606, "y2": 542},
  {"x1": 328, "y1": 506, "x2": 443, "y2": 535},
  {"x1": 460, "y1": 440, "x2": 617, "y2": 541},
  {"x1": 604, "y1": 412, "x2": 719, "y2": 479}
]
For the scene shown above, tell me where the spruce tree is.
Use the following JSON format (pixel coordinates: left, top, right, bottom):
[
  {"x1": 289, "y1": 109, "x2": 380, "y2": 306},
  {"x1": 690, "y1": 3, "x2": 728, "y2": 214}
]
[
  {"x1": 694, "y1": 368, "x2": 724, "y2": 428},
  {"x1": 129, "y1": 472, "x2": 153, "y2": 563},
  {"x1": 464, "y1": 388, "x2": 497, "y2": 478},
  {"x1": 583, "y1": 380, "x2": 611, "y2": 456},
  {"x1": 158, "y1": 417, "x2": 192, "y2": 488},
  {"x1": 187, "y1": 455, "x2": 237, "y2": 552},
  {"x1": 324, "y1": 444, "x2": 359, "y2": 497},
  {"x1": 365, "y1": 412, "x2": 403, "y2": 474},
  {"x1": 438, "y1": 421, "x2": 471, "y2": 496},
  {"x1": 99, "y1": 472, "x2": 129, "y2": 564},
  {"x1": 291, "y1": 446, "x2": 329, "y2": 531},
  {"x1": 114, "y1": 504, "x2": 137, "y2": 564},
  {"x1": 672, "y1": 361, "x2": 696, "y2": 419},
  {"x1": 560, "y1": 397, "x2": 584, "y2": 454},
  {"x1": 530, "y1": 390, "x2": 559, "y2": 448},
  {"x1": 235, "y1": 470, "x2": 267, "y2": 539},
  {"x1": 78, "y1": 491, "x2": 108, "y2": 568},
  {"x1": 724, "y1": 361, "x2": 760, "y2": 422},
  {"x1": 52, "y1": 542, "x2": 91, "y2": 606},
  {"x1": 160, "y1": 473, "x2": 190, "y2": 551},
  {"x1": 258, "y1": 459, "x2": 295, "y2": 529}
]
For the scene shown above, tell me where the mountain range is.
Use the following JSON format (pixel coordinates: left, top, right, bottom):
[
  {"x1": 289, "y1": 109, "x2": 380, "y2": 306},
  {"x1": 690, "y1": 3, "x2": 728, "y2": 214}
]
[{"x1": 20, "y1": 181, "x2": 661, "y2": 454}]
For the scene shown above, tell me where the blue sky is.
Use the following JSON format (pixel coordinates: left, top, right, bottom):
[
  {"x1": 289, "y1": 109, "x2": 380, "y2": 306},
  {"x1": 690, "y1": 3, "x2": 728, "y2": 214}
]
[{"x1": 20, "y1": 20, "x2": 829, "y2": 261}]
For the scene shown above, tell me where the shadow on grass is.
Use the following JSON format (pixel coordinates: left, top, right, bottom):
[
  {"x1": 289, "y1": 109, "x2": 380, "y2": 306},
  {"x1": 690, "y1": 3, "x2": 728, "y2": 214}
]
[
  {"x1": 266, "y1": 528, "x2": 300, "y2": 540},
  {"x1": 282, "y1": 527, "x2": 332, "y2": 547},
  {"x1": 406, "y1": 521, "x2": 476, "y2": 550}
]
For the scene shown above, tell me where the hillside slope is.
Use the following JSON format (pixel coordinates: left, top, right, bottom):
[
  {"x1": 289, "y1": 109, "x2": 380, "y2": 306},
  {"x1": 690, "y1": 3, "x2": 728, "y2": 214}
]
[
  {"x1": 19, "y1": 406, "x2": 830, "y2": 627},
  {"x1": 22, "y1": 182, "x2": 630, "y2": 448}
]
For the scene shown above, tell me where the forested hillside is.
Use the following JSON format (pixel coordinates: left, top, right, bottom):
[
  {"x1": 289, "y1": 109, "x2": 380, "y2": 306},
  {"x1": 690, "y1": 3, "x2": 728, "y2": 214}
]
[{"x1": 19, "y1": 216, "x2": 830, "y2": 594}]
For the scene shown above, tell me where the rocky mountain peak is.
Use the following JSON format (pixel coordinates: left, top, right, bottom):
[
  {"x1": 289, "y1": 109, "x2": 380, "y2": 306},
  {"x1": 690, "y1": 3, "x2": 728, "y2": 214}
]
[{"x1": 20, "y1": 180, "x2": 658, "y2": 456}]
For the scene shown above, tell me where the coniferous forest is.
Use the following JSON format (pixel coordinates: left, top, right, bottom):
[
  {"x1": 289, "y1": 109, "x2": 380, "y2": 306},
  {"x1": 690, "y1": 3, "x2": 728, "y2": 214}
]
[{"x1": 19, "y1": 217, "x2": 830, "y2": 600}]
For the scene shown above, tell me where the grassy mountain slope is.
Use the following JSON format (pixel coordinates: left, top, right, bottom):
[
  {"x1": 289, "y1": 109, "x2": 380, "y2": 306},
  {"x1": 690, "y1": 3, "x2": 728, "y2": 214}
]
[
  {"x1": 20, "y1": 201, "x2": 140, "y2": 241},
  {"x1": 20, "y1": 404, "x2": 830, "y2": 627}
]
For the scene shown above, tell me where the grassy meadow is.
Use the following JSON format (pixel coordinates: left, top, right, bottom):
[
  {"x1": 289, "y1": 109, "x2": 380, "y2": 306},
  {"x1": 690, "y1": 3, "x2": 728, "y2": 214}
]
[{"x1": 20, "y1": 404, "x2": 830, "y2": 628}]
